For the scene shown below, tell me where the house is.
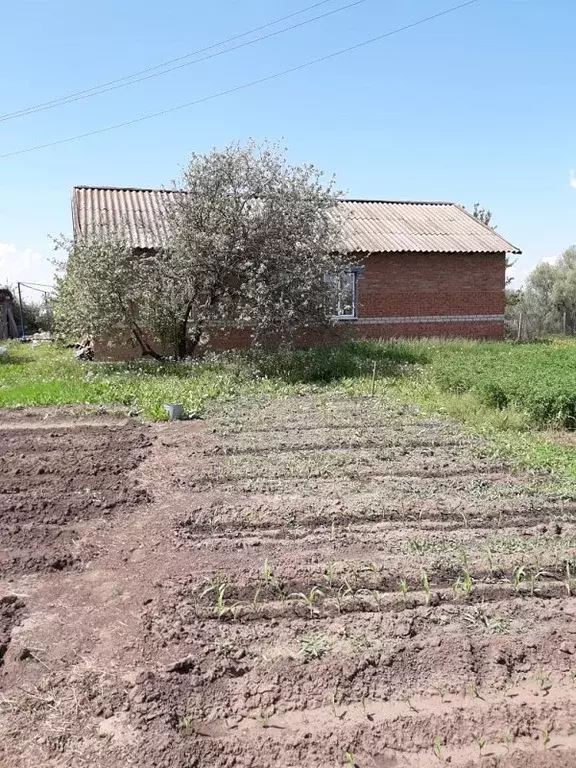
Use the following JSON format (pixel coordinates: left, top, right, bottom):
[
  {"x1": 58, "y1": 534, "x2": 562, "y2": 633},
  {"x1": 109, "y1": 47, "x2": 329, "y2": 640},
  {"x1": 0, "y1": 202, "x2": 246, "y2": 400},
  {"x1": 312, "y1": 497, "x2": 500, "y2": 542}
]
[{"x1": 72, "y1": 186, "x2": 521, "y2": 357}]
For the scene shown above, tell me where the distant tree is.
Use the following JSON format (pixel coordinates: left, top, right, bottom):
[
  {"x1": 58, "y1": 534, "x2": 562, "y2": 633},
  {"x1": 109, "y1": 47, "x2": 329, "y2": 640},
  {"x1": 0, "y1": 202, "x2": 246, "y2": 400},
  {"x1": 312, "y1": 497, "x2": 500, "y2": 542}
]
[
  {"x1": 472, "y1": 202, "x2": 494, "y2": 229},
  {"x1": 53, "y1": 141, "x2": 347, "y2": 359},
  {"x1": 471, "y1": 202, "x2": 516, "y2": 285},
  {"x1": 2, "y1": 284, "x2": 51, "y2": 335},
  {"x1": 512, "y1": 246, "x2": 576, "y2": 337}
]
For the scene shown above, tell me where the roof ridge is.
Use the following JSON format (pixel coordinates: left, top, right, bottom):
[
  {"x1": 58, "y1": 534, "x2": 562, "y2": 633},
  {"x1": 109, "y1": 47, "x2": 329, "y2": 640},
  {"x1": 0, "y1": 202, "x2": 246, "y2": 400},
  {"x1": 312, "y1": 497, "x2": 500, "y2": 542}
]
[{"x1": 73, "y1": 187, "x2": 459, "y2": 206}]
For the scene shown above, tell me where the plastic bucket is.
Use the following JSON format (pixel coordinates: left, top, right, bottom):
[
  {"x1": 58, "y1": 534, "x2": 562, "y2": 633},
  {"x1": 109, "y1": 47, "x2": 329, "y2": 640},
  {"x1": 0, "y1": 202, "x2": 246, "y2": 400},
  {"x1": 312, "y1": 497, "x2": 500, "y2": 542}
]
[{"x1": 163, "y1": 403, "x2": 184, "y2": 421}]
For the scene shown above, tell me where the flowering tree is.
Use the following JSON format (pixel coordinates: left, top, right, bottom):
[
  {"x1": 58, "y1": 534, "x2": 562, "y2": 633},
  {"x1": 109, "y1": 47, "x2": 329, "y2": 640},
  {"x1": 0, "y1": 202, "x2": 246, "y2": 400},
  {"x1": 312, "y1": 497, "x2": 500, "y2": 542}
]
[{"x1": 54, "y1": 141, "x2": 347, "y2": 359}]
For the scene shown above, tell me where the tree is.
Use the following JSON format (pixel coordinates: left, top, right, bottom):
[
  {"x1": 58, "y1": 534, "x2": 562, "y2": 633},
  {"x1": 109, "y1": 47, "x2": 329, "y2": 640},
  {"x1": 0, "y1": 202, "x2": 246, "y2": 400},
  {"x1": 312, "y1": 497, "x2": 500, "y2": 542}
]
[
  {"x1": 472, "y1": 202, "x2": 494, "y2": 229},
  {"x1": 471, "y1": 202, "x2": 516, "y2": 285},
  {"x1": 2, "y1": 284, "x2": 52, "y2": 335},
  {"x1": 511, "y1": 246, "x2": 576, "y2": 337},
  {"x1": 54, "y1": 141, "x2": 347, "y2": 359}
]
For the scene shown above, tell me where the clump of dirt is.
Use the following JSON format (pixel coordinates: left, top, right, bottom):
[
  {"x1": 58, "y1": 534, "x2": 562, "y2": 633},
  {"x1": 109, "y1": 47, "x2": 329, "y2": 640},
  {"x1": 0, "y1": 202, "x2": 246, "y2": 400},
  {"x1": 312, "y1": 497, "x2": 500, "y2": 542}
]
[
  {"x1": 0, "y1": 595, "x2": 25, "y2": 667},
  {"x1": 0, "y1": 424, "x2": 152, "y2": 574}
]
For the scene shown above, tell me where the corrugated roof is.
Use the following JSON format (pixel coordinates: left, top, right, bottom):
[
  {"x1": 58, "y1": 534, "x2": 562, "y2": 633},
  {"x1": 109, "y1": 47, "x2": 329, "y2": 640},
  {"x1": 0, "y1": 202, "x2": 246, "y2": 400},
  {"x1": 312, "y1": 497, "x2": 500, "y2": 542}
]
[{"x1": 72, "y1": 186, "x2": 521, "y2": 255}]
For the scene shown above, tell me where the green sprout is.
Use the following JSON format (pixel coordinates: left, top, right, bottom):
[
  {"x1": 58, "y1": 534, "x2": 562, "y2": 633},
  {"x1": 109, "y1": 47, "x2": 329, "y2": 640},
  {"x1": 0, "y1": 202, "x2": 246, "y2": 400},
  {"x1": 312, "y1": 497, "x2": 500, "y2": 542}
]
[
  {"x1": 345, "y1": 751, "x2": 356, "y2": 767},
  {"x1": 398, "y1": 578, "x2": 409, "y2": 603},
  {"x1": 474, "y1": 735, "x2": 486, "y2": 757},
  {"x1": 512, "y1": 565, "x2": 526, "y2": 591},
  {"x1": 291, "y1": 586, "x2": 324, "y2": 617},
  {"x1": 421, "y1": 570, "x2": 431, "y2": 606},
  {"x1": 433, "y1": 735, "x2": 443, "y2": 760}
]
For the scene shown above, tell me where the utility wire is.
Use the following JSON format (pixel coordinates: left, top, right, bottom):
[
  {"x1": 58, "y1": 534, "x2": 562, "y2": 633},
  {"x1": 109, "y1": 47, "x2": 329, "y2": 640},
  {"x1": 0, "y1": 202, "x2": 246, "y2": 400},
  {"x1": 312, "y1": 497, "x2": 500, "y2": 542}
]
[
  {"x1": 0, "y1": 0, "x2": 352, "y2": 122},
  {"x1": 0, "y1": 0, "x2": 481, "y2": 160}
]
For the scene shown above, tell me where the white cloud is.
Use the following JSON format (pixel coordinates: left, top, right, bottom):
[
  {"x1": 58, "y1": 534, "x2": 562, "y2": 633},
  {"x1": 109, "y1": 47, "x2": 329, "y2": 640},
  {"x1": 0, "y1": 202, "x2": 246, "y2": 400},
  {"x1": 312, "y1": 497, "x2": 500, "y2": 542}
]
[
  {"x1": 0, "y1": 243, "x2": 55, "y2": 301},
  {"x1": 570, "y1": 170, "x2": 576, "y2": 189}
]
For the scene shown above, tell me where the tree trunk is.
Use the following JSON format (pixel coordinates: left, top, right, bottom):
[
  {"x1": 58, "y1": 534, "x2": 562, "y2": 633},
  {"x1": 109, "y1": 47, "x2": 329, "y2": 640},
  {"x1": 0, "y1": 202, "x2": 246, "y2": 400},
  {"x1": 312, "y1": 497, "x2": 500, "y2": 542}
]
[
  {"x1": 175, "y1": 302, "x2": 194, "y2": 360},
  {"x1": 187, "y1": 323, "x2": 204, "y2": 358},
  {"x1": 131, "y1": 321, "x2": 163, "y2": 361}
]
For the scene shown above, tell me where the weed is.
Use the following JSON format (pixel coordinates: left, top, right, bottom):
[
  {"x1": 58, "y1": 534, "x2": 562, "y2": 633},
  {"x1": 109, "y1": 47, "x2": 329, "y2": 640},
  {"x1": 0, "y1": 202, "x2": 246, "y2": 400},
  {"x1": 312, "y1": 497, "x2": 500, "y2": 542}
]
[
  {"x1": 433, "y1": 735, "x2": 443, "y2": 760},
  {"x1": 177, "y1": 713, "x2": 196, "y2": 733},
  {"x1": 298, "y1": 632, "x2": 331, "y2": 661}
]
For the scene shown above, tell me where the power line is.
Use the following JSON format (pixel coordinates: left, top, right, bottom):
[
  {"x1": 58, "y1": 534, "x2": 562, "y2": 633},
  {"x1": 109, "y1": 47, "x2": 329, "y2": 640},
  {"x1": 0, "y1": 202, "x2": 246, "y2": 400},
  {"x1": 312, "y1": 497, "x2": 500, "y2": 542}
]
[
  {"x1": 0, "y1": 0, "x2": 352, "y2": 122},
  {"x1": 0, "y1": 0, "x2": 481, "y2": 160}
]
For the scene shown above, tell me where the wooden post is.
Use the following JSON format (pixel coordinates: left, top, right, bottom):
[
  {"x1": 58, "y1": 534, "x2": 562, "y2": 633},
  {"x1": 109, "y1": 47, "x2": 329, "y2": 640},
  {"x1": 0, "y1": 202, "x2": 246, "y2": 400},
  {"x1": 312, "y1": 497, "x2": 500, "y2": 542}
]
[
  {"x1": 371, "y1": 361, "x2": 377, "y2": 397},
  {"x1": 563, "y1": 311, "x2": 567, "y2": 335},
  {"x1": 17, "y1": 282, "x2": 25, "y2": 338},
  {"x1": 517, "y1": 311, "x2": 523, "y2": 342}
]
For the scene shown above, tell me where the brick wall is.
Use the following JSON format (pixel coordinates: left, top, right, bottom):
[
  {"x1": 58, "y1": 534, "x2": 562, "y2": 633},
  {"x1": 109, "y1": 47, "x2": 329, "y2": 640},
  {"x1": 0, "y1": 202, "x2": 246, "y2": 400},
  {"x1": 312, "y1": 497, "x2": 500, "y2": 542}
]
[
  {"x1": 94, "y1": 250, "x2": 506, "y2": 359},
  {"x1": 358, "y1": 251, "x2": 505, "y2": 318}
]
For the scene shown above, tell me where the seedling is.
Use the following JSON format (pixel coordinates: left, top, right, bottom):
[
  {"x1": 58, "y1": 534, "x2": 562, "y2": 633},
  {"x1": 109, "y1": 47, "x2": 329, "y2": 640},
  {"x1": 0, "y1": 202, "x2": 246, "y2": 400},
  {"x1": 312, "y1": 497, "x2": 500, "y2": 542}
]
[
  {"x1": 433, "y1": 735, "x2": 443, "y2": 761},
  {"x1": 262, "y1": 559, "x2": 275, "y2": 587},
  {"x1": 421, "y1": 570, "x2": 431, "y2": 606},
  {"x1": 323, "y1": 561, "x2": 336, "y2": 590},
  {"x1": 398, "y1": 579, "x2": 409, "y2": 603},
  {"x1": 257, "y1": 709, "x2": 271, "y2": 728},
  {"x1": 466, "y1": 682, "x2": 482, "y2": 700},
  {"x1": 335, "y1": 582, "x2": 353, "y2": 614},
  {"x1": 565, "y1": 561, "x2": 573, "y2": 597},
  {"x1": 534, "y1": 668, "x2": 552, "y2": 694},
  {"x1": 202, "y1": 581, "x2": 237, "y2": 620},
  {"x1": 298, "y1": 632, "x2": 331, "y2": 660},
  {"x1": 486, "y1": 547, "x2": 494, "y2": 574},
  {"x1": 512, "y1": 565, "x2": 526, "y2": 591},
  {"x1": 528, "y1": 567, "x2": 547, "y2": 597},
  {"x1": 361, "y1": 697, "x2": 374, "y2": 722},
  {"x1": 291, "y1": 586, "x2": 324, "y2": 617},
  {"x1": 251, "y1": 587, "x2": 261, "y2": 613},
  {"x1": 405, "y1": 697, "x2": 419, "y2": 713},
  {"x1": 345, "y1": 751, "x2": 356, "y2": 767},
  {"x1": 542, "y1": 727, "x2": 551, "y2": 749},
  {"x1": 462, "y1": 568, "x2": 473, "y2": 597},
  {"x1": 474, "y1": 735, "x2": 486, "y2": 757}
]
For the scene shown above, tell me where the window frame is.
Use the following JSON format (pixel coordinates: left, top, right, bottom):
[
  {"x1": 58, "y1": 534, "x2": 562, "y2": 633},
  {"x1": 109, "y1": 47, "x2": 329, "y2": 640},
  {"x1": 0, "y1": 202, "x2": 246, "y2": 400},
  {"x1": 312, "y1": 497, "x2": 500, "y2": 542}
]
[{"x1": 332, "y1": 266, "x2": 362, "y2": 321}]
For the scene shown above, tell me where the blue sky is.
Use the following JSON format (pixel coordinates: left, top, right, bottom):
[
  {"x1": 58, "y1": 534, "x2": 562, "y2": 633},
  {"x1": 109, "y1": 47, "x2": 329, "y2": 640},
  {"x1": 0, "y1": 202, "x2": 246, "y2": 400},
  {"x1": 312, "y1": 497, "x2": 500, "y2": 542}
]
[{"x1": 0, "y1": 0, "x2": 574, "y2": 298}]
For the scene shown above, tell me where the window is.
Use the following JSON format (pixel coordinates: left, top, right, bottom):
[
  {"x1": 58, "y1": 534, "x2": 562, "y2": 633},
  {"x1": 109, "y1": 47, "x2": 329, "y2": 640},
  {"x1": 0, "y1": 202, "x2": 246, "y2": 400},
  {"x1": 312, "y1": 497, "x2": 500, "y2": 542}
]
[{"x1": 333, "y1": 269, "x2": 359, "y2": 319}]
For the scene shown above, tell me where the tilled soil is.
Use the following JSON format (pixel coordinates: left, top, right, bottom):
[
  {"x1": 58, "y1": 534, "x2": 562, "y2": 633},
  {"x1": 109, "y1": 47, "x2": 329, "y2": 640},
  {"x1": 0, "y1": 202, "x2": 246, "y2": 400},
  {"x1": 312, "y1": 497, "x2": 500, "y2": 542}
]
[
  {"x1": 2, "y1": 397, "x2": 576, "y2": 767},
  {"x1": 0, "y1": 423, "x2": 152, "y2": 574}
]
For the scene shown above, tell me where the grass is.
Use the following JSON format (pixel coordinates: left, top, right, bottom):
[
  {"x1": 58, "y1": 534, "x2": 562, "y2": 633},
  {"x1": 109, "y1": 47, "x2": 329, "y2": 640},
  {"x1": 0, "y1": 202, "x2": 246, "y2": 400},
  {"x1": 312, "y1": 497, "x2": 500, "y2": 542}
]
[{"x1": 3, "y1": 336, "x2": 576, "y2": 482}]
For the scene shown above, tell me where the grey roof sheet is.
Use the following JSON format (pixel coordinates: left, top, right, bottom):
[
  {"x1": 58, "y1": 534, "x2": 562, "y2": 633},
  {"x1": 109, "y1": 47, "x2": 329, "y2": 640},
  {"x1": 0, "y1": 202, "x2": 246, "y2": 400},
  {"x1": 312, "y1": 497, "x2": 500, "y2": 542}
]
[{"x1": 72, "y1": 187, "x2": 521, "y2": 255}]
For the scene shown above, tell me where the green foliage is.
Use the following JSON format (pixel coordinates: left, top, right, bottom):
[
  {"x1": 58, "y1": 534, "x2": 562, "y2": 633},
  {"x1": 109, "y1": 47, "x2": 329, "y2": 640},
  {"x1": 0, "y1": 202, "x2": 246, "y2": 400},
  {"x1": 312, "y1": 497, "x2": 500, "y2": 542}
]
[
  {"x1": 413, "y1": 339, "x2": 576, "y2": 430},
  {"x1": 298, "y1": 632, "x2": 331, "y2": 661}
]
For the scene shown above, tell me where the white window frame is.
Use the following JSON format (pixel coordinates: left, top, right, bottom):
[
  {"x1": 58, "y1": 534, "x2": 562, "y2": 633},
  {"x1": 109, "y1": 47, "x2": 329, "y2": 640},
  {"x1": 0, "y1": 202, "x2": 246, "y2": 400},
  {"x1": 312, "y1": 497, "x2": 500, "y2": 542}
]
[{"x1": 332, "y1": 268, "x2": 360, "y2": 320}]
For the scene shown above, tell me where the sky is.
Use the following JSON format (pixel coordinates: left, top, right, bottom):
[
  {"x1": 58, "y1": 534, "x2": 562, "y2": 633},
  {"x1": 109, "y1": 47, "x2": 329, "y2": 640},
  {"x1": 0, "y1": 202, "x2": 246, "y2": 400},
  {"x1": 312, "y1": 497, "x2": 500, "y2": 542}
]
[{"x1": 0, "y1": 0, "x2": 574, "y2": 299}]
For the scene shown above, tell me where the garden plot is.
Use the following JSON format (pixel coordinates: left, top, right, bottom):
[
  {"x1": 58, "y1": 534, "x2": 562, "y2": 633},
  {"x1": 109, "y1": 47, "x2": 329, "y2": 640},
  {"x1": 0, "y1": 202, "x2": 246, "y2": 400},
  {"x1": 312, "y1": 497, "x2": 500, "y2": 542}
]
[
  {"x1": 137, "y1": 396, "x2": 576, "y2": 768},
  {"x1": 3, "y1": 396, "x2": 576, "y2": 768}
]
